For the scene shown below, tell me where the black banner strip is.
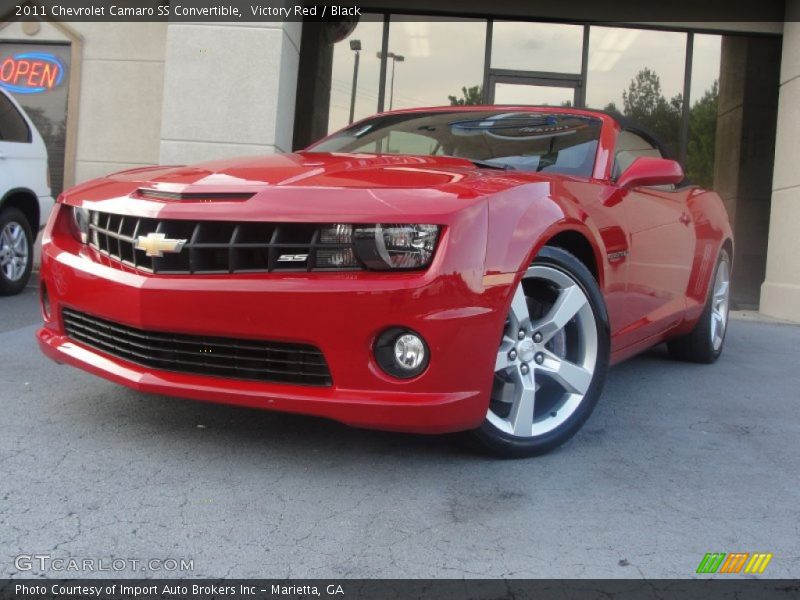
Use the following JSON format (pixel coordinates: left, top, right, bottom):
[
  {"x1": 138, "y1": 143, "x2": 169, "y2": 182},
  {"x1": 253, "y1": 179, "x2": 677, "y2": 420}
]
[
  {"x1": 0, "y1": 0, "x2": 794, "y2": 23},
  {"x1": 2, "y1": 580, "x2": 800, "y2": 600}
]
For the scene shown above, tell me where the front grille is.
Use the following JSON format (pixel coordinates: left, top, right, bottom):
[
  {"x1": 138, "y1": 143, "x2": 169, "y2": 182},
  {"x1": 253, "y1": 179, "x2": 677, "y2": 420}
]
[
  {"x1": 88, "y1": 211, "x2": 359, "y2": 274},
  {"x1": 62, "y1": 309, "x2": 332, "y2": 386}
]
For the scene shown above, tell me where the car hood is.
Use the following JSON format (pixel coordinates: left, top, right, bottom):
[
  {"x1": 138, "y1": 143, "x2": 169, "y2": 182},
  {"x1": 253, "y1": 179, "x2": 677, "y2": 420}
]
[
  {"x1": 105, "y1": 152, "x2": 507, "y2": 191},
  {"x1": 63, "y1": 152, "x2": 564, "y2": 223}
]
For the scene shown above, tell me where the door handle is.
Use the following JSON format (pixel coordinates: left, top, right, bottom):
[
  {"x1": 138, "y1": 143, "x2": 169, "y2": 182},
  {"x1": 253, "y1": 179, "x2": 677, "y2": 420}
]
[
  {"x1": 0, "y1": 153, "x2": 7, "y2": 160},
  {"x1": 679, "y1": 212, "x2": 691, "y2": 226}
]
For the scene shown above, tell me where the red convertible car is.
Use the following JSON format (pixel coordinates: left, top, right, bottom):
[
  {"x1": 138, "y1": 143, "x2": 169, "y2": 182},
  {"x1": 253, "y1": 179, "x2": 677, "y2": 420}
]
[{"x1": 37, "y1": 107, "x2": 732, "y2": 457}]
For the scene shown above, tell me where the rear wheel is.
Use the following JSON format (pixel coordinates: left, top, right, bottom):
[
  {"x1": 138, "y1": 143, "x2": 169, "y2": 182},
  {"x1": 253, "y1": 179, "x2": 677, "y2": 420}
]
[
  {"x1": 471, "y1": 246, "x2": 610, "y2": 458},
  {"x1": 667, "y1": 249, "x2": 731, "y2": 363},
  {"x1": 0, "y1": 207, "x2": 33, "y2": 296}
]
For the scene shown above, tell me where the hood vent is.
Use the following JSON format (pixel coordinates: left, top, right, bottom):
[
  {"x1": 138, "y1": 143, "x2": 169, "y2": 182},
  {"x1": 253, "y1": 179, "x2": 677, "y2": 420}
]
[{"x1": 135, "y1": 188, "x2": 255, "y2": 202}]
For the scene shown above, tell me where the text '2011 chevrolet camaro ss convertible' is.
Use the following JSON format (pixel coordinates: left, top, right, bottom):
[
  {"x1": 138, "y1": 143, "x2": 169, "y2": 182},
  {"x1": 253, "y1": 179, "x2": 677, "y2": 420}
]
[{"x1": 37, "y1": 107, "x2": 733, "y2": 457}]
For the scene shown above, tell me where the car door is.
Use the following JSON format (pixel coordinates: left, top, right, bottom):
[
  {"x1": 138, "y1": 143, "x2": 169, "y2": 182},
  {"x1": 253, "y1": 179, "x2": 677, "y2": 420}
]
[
  {"x1": 603, "y1": 130, "x2": 696, "y2": 349},
  {"x1": 0, "y1": 90, "x2": 41, "y2": 198}
]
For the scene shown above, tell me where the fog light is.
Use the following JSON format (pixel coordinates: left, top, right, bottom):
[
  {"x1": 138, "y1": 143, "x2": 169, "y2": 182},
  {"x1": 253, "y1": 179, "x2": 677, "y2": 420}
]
[
  {"x1": 40, "y1": 281, "x2": 51, "y2": 321},
  {"x1": 374, "y1": 327, "x2": 430, "y2": 379},
  {"x1": 394, "y1": 334, "x2": 425, "y2": 370}
]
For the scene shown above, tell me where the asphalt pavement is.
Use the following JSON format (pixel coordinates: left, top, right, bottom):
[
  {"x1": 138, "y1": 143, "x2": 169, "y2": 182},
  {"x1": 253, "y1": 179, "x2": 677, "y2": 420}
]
[{"x1": 1, "y1": 276, "x2": 799, "y2": 578}]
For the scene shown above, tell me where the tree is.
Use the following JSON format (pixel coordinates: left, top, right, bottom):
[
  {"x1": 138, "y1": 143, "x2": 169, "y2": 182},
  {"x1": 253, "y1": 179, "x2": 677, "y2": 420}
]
[
  {"x1": 685, "y1": 80, "x2": 718, "y2": 189},
  {"x1": 448, "y1": 85, "x2": 482, "y2": 106},
  {"x1": 621, "y1": 68, "x2": 682, "y2": 156}
]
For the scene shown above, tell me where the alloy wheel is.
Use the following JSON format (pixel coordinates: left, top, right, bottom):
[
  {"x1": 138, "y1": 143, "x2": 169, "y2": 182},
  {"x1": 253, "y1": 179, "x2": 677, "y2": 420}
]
[
  {"x1": 487, "y1": 265, "x2": 598, "y2": 438},
  {"x1": 0, "y1": 221, "x2": 29, "y2": 282},
  {"x1": 710, "y1": 258, "x2": 730, "y2": 352}
]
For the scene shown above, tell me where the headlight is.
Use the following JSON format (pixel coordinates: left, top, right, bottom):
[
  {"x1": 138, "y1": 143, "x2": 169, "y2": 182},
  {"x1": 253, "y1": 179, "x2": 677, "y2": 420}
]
[
  {"x1": 353, "y1": 224, "x2": 440, "y2": 270},
  {"x1": 70, "y1": 206, "x2": 89, "y2": 243}
]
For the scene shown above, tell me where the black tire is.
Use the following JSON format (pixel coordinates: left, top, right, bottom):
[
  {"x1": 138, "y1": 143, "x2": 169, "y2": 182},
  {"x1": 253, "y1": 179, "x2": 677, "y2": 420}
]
[
  {"x1": 667, "y1": 249, "x2": 731, "y2": 364},
  {"x1": 471, "y1": 246, "x2": 611, "y2": 458},
  {"x1": 0, "y1": 207, "x2": 34, "y2": 296}
]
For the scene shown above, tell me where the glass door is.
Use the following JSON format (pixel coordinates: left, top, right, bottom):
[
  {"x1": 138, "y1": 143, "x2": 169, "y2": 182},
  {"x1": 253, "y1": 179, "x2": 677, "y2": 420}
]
[{"x1": 487, "y1": 74, "x2": 580, "y2": 107}]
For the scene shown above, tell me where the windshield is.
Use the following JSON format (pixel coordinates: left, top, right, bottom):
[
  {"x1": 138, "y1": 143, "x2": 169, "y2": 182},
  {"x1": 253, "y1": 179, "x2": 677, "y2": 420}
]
[{"x1": 310, "y1": 110, "x2": 602, "y2": 176}]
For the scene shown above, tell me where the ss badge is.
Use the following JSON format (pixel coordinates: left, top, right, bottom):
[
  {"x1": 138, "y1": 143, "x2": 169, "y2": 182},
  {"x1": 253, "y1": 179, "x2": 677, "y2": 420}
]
[{"x1": 277, "y1": 254, "x2": 309, "y2": 262}]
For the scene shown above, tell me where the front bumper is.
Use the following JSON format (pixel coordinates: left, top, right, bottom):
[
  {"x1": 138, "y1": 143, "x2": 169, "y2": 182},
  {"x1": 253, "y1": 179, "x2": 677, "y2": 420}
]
[{"x1": 38, "y1": 207, "x2": 511, "y2": 433}]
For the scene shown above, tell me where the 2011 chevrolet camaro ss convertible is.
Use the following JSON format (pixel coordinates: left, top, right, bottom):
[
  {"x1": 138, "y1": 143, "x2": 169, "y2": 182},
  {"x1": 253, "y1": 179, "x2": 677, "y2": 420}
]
[{"x1": 37, "y1": 107, "x2": 733, "y2": 457}]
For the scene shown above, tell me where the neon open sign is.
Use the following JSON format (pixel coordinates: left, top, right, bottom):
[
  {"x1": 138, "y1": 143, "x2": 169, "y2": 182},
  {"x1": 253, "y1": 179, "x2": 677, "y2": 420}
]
[{"x1": 0, "y1": 52, "x2": 65, "y2": 94}]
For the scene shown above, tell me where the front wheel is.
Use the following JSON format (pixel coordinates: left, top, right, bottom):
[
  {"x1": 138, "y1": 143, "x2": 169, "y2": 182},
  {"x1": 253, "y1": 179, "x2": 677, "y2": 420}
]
[
  {"x1": 471, "y1": 246, "x2": 610, "y2": 458},
  {"x1": 0, "y1": 207, "x2": 34, "y2": 296}
]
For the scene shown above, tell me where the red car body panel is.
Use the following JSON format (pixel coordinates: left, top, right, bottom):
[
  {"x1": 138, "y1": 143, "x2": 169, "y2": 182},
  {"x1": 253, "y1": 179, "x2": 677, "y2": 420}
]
[{"x1": 37, "y1": 106, "x2": 733, "y2": 433}]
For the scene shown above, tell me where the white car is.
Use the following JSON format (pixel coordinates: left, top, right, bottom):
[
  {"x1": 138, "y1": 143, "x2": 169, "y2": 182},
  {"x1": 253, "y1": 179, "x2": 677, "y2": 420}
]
[{"x1": 0, "y1": 88, "x2": 54, "y2": 295}]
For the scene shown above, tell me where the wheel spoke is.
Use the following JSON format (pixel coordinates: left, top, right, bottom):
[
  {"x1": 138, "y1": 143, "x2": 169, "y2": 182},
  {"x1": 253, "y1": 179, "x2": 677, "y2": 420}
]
[
  {"x1": 714, "y1": 280, "x2": 729, "y2": 303},
  {"x1": 495, "y1": 337, "x2": 515, "y2": 371},
  {"x1": 533, "y1": 284, "x2": 587, "y2": 342},
  {"x1": 508, "y1": 284, "x2": 531, "y2": 332},
  {"x1": 539, "y1": 352, "x2": 593, "y2": 395},
  {"x1": 711, "y1": 311, "x2": 723, "y2": 340},
  {"x1": 508, "y1": 366, "x2": 536, "y2": 437}
]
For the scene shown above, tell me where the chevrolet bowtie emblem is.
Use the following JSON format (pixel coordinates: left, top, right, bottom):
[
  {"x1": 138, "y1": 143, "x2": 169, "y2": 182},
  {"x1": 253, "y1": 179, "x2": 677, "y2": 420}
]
[{"x1": 135, "y1": 232, "x2": 187, "y2": 257}]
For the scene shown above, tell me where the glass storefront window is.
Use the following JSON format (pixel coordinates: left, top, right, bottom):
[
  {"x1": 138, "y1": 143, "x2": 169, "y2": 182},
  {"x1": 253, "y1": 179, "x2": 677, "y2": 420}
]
[
  {"x1": 327, "y1": 16, "x2": 385, "y2": 134},
  {"x1": 686, "y1": 34, "x2": 721, "y2": 189},
  {"x1": 491, "y1": 22, "x2": 583, "y2": 74},
  {"x1": 383, "y1": 17, "x2": 486, "y2": 111},
  {"x1": 586, "y1": 26, "x2": 687, "y2": 156}
]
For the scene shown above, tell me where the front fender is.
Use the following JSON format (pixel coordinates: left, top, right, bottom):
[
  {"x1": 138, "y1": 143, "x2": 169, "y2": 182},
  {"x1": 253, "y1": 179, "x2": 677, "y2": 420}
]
[{"x1": 484, "y1": 181, "x2": 606, "y2": 279}]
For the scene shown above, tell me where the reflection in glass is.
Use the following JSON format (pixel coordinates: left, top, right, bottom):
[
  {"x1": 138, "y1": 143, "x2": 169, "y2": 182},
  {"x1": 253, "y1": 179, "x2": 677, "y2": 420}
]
[
  {"x1": 311, "y1": 110, "x2": 602, "y2": 177},
  {"x1": 328, "y1": 16, "x2": 384, "y2": 134},
  {"x1": 384, "y1": 17, "x2": 486, "y2": 111},
  {"x1": 586, "y1": 26, "x2": 686, "y2": 156},
  {"x1": 493, "y1": 82, "x2": 575, "y2": 106},
  {"x1": 687, "y1": 34, "x2": 721, "y2": 188},
  {"x1": 491, "y1": 22, "x2": 583, "y2": 74}
]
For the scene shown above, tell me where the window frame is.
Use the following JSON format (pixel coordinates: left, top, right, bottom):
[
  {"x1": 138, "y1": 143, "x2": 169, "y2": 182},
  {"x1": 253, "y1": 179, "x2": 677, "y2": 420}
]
[{"x1": 0, "y1": 90, "x2": 32, "y2": 144}]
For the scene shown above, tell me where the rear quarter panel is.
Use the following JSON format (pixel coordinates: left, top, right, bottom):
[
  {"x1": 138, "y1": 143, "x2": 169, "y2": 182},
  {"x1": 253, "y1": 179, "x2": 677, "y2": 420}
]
[{"x1": 682, "y1": 187, "x2": 733, "y2": 324}]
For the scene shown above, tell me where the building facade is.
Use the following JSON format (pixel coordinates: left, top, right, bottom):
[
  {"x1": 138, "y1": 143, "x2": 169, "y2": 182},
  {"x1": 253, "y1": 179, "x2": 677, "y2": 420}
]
[{"x1": 1, "y1": 3, "x2": 798, "y2": 321}]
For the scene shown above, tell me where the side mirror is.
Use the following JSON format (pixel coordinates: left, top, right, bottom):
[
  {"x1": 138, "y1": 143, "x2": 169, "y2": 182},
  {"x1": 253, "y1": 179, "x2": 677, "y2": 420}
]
[{"x1": 616, "y1": 157, "x2": 684, "y2": 189}]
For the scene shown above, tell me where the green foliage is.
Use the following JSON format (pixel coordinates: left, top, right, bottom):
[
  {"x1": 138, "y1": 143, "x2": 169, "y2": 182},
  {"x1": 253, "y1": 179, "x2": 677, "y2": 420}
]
[
  {"x1": 618, "y1": 68, "x2": 719, "y2": 187},
  {"x1": 685, "y1": 81, "x2": 718, "y2": 189},
  {"x1": 621, "y1": 68, "x2": 682, "y2": 157},
  {"x1": 448, "y1": 85, "x2": 483, "y2": 106}
]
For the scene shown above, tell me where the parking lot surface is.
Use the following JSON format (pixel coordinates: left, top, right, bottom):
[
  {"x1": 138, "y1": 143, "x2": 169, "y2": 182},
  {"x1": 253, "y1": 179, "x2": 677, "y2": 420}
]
[{"x1": 1, "y1": 277, "x2": 799, "y2": 578}]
